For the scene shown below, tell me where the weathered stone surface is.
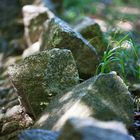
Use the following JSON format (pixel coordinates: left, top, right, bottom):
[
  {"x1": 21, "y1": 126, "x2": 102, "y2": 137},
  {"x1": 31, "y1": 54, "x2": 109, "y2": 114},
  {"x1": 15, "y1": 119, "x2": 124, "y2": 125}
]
[
  {"x1": 40, "y1": 17, "x2": 99, "y2": 78},
  {"x1": 19, "y1": 129, "x2": 60, "y2": 140},
  {"x1": 0, "y1": 105, "x2": 33, "y2": 140},
  {"x1": 8, "y1": 48, "x2": 79, "y2": 118},
  {"x1": 74, "y1": 17, "x2": 106, "y2": 56},
  {"x1": 22, "y1": 5, "x2": 54, "y2": 46},
  {"x1": 58, "y1": 117, "x2": 133, "y2": 140},
  {"x1": 35, "y1": 72, "x2": 133, "y2": 130}
]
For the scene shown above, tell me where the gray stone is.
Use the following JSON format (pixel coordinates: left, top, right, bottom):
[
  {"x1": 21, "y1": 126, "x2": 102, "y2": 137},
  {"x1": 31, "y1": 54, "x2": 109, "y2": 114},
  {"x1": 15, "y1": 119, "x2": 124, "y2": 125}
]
[
  {"x1": 40, "y1": 17, "x2": 99, "y2": 78},
  {"x1": 74, "y1": 17, "x2": 106, "y2": 55},
  {"x1": 19, "y1": 129, "x2": 59, "y2": 140},
  {"x1": 8, "y1": 48, "x2": 79, "y2": 118},
  {"x1": 22, "y1": 5, "x2": 54, "y2": 46},
  {"x1": 0, "y1": 105, "x2": 33, "y2": 140},
  {"x1": 35, "y1": 72, "x2": 133, "y2": 130},
  {"x1": 58, "y1": 117, "x2": 133, "y2": 140}
]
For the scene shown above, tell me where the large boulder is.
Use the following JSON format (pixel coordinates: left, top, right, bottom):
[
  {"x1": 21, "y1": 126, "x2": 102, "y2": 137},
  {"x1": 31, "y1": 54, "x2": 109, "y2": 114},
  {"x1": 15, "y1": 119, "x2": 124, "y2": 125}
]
[
  {"x1": 8, "y1": 48, "x2": 79, "y2": 118},
  {"x1": 22, "y1": 5, "x2": 54, "y2": 46},
  {"x1": 35, "y1": 72, "x2": 133, "y2": 130},
  {"x1": 74, "y1": 17, "x2": 106, "y2": 56},
  {"x1": 58, "y1": 117, "x2": 133, "y2": 140},
  {"x1": 40, "y1": 17, "x2": 99, "y2": 78}
]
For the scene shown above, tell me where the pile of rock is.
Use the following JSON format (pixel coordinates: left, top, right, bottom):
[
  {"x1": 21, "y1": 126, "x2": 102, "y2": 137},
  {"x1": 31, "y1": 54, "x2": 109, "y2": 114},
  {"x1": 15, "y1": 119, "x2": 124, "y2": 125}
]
[{"x1": 0, "y1": 1, "x2": 135, "y2": 140}]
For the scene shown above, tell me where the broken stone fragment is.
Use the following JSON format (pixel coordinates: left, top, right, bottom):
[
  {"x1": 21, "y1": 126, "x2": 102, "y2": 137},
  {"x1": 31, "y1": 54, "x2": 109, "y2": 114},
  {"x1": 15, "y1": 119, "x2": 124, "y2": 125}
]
[
  {"x1": 8, "y1": 48, "x2": 79, "y2": 118},
  {"x1": 74, "y1": 17, "x2": 106, "y2": 56},
  {"x1": 58, "y1": 117, "x2": 133, "y2": 140},
  {"x1": 40, "y1": 17, "x2": 99, "y2": 78},
  {"x1": 35, "y1": 72, "x2": 133, "y2": 130},
  {"x1": 22, "y1": 5, "x2": 54, "y2": 46}
]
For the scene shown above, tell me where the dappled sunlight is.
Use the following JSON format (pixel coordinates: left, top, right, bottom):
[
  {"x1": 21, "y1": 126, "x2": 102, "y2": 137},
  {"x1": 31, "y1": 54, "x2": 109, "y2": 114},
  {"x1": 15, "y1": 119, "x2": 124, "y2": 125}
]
[
  {"x1": 35, "y1": 113, "x2": 49, "y2": 127},
  {"x1": 100, "y1": 98, "x2": 131, "y2": 123},
  {"x1": 52, "y1": 100, "x2": 93, "y2": 130},
  {"x1": 94, "y1": 18, "x2": 108, "y2": 32},
  {"x1": 0, "y1": 0, "x2": 139, "y2": 139}
]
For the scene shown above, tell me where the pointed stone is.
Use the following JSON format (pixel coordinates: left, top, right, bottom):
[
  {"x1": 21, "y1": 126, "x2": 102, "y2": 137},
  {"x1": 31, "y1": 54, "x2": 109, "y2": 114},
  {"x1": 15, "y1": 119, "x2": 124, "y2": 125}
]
[
  {"x1": 35, "y1": 72, "x2": 133, "y2": 130},
  {"x1": 40, "y1": 17, "x2": 99, "y2": 78},
  {"x1": 8, "y1": 48, "x2": 79, "y2": 118}
]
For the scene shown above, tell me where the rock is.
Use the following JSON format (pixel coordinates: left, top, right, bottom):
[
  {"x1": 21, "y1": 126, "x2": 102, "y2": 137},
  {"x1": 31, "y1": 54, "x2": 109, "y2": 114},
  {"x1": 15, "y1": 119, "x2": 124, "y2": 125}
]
[
  {"x1": 74, "y1": 17, "x2": 106, "y2": 55},
  {"x1": 35, "y1": 72, "x2": 133, "y2": 130},
  {"x1": 1, "y1": 121, "x2": 20, "y2": 134},
  {"x1": 19, "y1": 129, "x2": 60, "y2": 140},
  {"x1": 58, "y1": 117, "x2": 133, "y2": 140},
  {"x1": 8, "y1": 48, "x2": 79, "y2": 118},
  {"x1": 0, "y1": 105, "x2": 33, "y2": 140},
  {"x1": 22, "y1": 42, "x2": 40, "y2": 58},
  {"x1": 22, "y1": 5, "x2": 54, "y2": 46},
  {"x1": 40, "y1": 17, "x2": 99, "y2": 78}
]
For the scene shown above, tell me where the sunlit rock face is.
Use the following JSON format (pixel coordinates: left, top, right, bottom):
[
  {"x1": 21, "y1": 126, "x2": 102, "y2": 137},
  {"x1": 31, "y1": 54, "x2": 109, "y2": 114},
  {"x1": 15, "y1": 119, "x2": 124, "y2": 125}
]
[
  {"x1": 22, "y1": 42, "x2": 40, "y2": 58},
  {"x1": 8, "y1": 48, "x2": 79, "y2": 118},
  {"x1": 58, "y1": 117, "x2": 133, "y2": 140},
  {"x1": 40, "y1": 17, "x2": 99, "y2": 79},
  {"x1": 35, "y1": 72, "x2": 133, "y2": 130},
  {"x1": 74, "y1": 17, "x2": 106, "y2": 56},
  {"x1": 22, "y1": 5, "x2": 54, "y2": 46}
]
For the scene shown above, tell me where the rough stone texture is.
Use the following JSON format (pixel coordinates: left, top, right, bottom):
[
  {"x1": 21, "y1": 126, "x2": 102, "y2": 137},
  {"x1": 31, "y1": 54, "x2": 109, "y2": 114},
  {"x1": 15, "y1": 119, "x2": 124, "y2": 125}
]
[
  {"x1": 58, "y1": 117, "x2": 133, "y2": 140},
  {"x1": 19, "y1": 129, "x2": 60, "y2": 140},
  {"x1": 0, "y1": 105, "x2": 33, "y2": 140},
  {"x1": 40, "y1": 17, "x2": 99, "y2": 78},
  {"x1": 74, "y1": 17, "x2": 106, "y2": 56},
  {"x1": 22, "y1": 5, "x2": 54, "y2": 46},
  {"x1": 35, "y1": 72, "x2": 133, "y2": 130},
  {"x1": 8, "y1": 48, "x2": 79, "y2": 118}
]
